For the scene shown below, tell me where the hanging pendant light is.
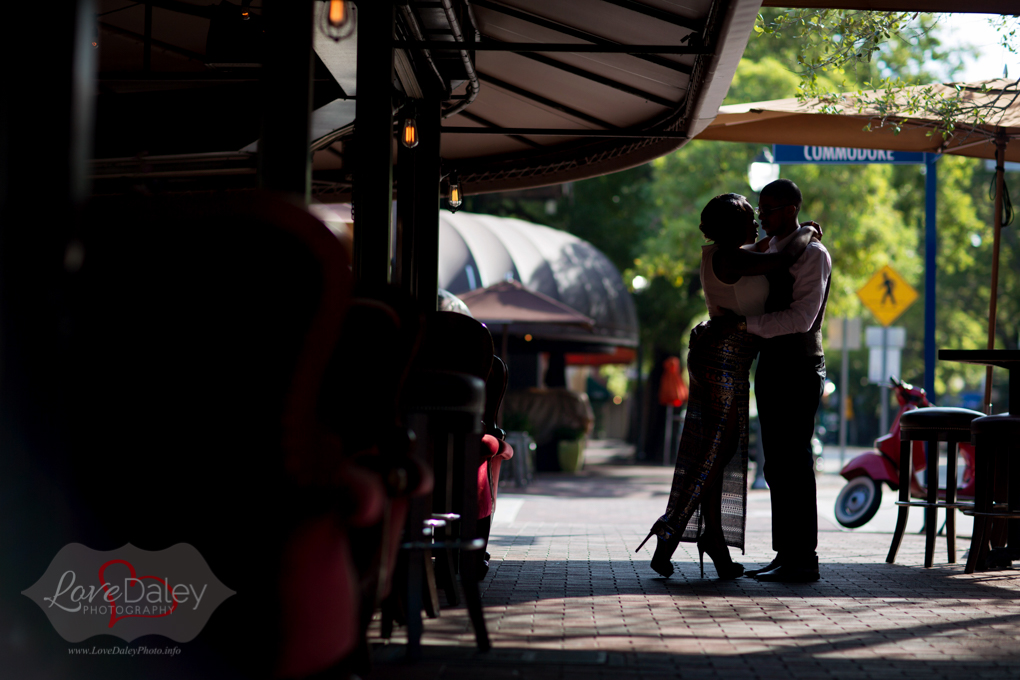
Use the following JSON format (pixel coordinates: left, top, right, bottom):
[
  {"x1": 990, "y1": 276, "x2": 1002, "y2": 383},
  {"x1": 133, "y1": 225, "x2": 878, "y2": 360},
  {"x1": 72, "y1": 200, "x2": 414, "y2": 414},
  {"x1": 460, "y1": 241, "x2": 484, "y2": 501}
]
[
  {"x1": 448, "y1": 174, "x2": 463, "y2": 212},
  {"x1": 402, "y1": 117, "x2": 419, "y2": 149},
  {"x1": 321, "y1": 0, "x2": 356, "y2": 42}
]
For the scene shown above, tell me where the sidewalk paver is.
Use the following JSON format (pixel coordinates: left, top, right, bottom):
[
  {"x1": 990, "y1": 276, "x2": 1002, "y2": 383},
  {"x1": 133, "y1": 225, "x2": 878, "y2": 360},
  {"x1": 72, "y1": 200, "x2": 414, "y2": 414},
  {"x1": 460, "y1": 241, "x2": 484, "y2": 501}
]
[{"x1": 367, "y1": 441, "x2": 1020, "y2": 680}]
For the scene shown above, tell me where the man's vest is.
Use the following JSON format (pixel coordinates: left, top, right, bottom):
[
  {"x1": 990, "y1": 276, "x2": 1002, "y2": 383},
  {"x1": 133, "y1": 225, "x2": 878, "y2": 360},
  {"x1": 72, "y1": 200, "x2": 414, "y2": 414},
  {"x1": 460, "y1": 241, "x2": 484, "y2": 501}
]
[{"x1": 761, "y1": 253, "x2": 831, "y2": 358}]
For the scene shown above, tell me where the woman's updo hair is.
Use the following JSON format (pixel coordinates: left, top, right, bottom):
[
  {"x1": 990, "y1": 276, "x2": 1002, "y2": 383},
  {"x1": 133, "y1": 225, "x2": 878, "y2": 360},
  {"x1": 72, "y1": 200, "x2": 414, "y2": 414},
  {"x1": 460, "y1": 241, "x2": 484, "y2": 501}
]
[{"x1": 699, "y1": 193, "x2": 753, "y2": 243}]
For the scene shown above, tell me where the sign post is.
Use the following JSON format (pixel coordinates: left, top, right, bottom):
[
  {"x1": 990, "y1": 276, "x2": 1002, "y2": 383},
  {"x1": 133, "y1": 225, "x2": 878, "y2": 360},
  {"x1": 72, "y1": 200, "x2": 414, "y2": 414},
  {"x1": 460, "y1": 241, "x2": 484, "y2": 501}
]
[
  {"x1": 858, "y1": 266, "x2": 918, "y2": 433},
  {"x1": 827, "y1": 317, "x2": 861, "y2": 467}
]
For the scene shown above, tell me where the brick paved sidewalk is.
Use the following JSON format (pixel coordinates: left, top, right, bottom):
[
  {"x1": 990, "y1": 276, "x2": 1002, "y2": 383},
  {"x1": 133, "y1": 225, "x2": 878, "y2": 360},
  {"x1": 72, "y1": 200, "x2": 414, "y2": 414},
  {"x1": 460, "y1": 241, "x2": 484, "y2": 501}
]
[{"x1": 366, "y1": 442, "x2": 1020, "y2": 680}]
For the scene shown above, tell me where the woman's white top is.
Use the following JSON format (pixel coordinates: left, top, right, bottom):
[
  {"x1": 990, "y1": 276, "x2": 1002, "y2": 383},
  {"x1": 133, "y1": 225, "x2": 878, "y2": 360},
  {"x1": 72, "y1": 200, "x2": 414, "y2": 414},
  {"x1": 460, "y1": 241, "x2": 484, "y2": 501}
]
[{"x1": 700, "y1": 244, "x2": 769, "y2": 318}]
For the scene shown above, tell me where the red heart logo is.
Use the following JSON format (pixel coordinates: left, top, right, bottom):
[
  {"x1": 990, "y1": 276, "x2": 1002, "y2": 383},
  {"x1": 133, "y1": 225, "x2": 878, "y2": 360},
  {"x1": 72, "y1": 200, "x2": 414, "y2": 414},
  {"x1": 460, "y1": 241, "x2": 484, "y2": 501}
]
[{"x1": 98, "y1": 559, "x2": 180, "y2": 628}]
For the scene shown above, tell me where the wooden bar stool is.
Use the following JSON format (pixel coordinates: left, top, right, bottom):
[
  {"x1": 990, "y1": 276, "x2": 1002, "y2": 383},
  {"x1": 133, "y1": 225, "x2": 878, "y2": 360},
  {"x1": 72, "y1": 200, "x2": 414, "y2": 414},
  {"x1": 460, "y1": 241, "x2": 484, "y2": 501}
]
[
  {"x1": 965, "y1": 414, "x2": 1020, "y2": 573},
  {"x1": 886, "y1": 407, "x2": 983, "y2": 567}
]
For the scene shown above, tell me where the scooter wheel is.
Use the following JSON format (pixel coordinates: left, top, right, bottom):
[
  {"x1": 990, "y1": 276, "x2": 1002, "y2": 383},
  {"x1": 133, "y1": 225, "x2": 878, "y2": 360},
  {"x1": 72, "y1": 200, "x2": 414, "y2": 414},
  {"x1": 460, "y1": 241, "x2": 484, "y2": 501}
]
[{"x1": 834, "y1": 476, "x2": 882, "y2": 528}]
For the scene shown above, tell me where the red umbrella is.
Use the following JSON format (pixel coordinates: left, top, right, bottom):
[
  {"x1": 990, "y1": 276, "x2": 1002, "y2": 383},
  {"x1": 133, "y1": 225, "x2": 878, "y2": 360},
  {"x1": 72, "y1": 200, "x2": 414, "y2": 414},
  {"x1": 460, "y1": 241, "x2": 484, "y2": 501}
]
[
  {"x1": 659, "y1": 357, "x2": 688, "y2": 408},
  {"x1": 658, "y1": 357, "x2": 688, "y2": 465}
]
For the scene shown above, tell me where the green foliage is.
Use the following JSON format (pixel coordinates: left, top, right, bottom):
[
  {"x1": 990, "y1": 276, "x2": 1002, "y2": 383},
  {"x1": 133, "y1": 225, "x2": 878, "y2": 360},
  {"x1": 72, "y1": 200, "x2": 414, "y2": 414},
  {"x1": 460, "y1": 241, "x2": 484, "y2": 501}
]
[
  {"x1": 599, "y1": 364, "x2": 629, "y2": 399},
  {"x1": 727, "y1": 56, "x2": 802, "y2": 103},
  {"x1": 553, "y1": 165, "x2": 657, "y2": 274},
  {"x1": 754, "y1": 10, "x2": 1006, "y2": 139},
  {"x1": 991, "y1": 15, "x2": 1020, "y2": 59}
]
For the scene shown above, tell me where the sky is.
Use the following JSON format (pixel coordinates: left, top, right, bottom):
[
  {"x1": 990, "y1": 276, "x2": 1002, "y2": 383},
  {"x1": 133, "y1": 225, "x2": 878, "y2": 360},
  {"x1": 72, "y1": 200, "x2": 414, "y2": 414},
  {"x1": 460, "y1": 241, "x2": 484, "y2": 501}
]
[{"x1": 936, "y1": 14, "x2": 1020, "y2": 83}]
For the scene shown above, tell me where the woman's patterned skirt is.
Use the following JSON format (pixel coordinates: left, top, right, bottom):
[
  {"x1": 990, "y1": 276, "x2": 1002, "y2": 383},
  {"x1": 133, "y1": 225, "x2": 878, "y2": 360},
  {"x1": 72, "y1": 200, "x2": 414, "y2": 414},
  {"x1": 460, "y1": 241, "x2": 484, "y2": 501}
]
[{"x1": 656, "y1": 321, "x2": 759, "y2": 551}]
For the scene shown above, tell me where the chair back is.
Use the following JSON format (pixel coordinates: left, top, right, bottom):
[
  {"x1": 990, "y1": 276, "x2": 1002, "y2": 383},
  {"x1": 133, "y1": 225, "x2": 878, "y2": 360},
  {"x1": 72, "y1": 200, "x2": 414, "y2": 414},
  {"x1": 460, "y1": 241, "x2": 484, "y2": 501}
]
[{"x1": 65, "y1": 193, "x2": 355, "y2": 676}]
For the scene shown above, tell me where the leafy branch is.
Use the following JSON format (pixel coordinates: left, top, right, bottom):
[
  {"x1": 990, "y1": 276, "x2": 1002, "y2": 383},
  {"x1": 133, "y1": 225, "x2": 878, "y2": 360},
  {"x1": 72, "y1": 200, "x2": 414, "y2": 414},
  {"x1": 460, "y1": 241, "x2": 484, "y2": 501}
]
[{"x1": 755, "y1": 11, "x2": 1020, "y2": 141}]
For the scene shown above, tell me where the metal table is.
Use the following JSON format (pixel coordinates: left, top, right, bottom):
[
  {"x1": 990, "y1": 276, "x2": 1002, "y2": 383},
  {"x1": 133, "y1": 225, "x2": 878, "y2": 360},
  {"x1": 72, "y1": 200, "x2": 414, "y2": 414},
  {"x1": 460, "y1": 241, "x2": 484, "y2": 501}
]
[{"x1": 938, "y1": 349, "x2": 1020, "y2": 414}]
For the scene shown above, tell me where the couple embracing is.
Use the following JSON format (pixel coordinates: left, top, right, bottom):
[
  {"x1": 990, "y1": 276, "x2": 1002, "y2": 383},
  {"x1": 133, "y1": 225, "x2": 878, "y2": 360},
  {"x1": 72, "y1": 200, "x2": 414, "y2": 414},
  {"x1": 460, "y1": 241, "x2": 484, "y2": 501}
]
[{"x1": 637, "y1": 179, "x2": 832, "y2": 584}]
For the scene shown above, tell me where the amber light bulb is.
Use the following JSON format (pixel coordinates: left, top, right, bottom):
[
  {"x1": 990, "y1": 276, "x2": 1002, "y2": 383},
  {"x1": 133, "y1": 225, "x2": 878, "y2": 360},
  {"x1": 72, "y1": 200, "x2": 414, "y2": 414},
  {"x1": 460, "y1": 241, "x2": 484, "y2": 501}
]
[
  {"x1": 449, "y1": 182, "x2": 462, "y2": 211},
  {"x1": 328, "y1": 0, "x2": 347, "y2": 26},
  {"x1": 402, "y1": 118, "x2": 418, "y2": 148}
]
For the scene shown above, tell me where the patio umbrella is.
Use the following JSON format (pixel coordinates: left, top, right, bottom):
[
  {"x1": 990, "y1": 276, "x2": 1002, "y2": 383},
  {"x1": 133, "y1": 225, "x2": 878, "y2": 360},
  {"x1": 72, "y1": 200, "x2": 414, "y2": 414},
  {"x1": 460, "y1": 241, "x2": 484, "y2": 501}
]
[
  {"x1": 699, "y1": 78, "x2": 1020, "y2": 408},
  {"x1": 458, "y1": 279, "x2": 594, "y2": 362}
]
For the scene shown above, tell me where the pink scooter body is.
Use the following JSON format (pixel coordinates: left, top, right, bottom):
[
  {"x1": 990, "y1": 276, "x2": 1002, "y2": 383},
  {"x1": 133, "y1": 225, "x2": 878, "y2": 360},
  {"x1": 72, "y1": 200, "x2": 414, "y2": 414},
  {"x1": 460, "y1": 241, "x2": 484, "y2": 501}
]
[{"x1": 838, "y1": 379, "x2": 975, "y2": 519}]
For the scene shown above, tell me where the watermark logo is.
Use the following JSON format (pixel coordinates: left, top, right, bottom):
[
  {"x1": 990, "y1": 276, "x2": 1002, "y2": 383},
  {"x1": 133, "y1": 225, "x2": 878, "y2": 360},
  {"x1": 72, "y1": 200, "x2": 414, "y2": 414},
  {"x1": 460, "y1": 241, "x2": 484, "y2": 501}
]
[{"x1": 23, "y1": 543, "x2": 234, "y2": 643}]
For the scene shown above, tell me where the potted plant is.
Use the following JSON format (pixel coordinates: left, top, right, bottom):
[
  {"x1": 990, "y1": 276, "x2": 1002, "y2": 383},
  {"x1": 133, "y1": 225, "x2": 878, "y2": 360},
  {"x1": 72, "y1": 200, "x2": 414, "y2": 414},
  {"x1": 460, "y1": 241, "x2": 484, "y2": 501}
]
[{"x1": 554, "y1": 426, "x2": 587, "y2": 473}]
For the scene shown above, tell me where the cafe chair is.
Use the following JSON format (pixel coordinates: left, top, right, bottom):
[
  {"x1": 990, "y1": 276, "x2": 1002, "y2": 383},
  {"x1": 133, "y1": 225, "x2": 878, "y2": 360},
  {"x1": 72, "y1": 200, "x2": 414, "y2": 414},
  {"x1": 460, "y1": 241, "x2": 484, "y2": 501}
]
[
  {"x1": 316, "y1": 288, "x2": 434, "y2": 671},
  {"x1": 381, "y1": 312, "x2": 495, "y2": 658},
  {"x1": 72, "y1": 193, "x2": 368, "y2": 678},
  {"x1": 401, "y1": 369, "x2": 490, "y2": 656},
  {"x1": 886, "y1": 406, "x2": 983, "y2": 568},
  {"x1": 965, "y1": 413, "x2": 1020, "y2": 573}
]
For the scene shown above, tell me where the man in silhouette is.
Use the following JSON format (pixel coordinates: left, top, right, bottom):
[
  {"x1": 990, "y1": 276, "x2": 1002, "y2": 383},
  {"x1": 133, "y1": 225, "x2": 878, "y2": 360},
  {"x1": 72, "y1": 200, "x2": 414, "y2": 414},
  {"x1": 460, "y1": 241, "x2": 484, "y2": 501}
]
[{"x1": 727, "y1": 179, "x2": 832, "y2": 583}]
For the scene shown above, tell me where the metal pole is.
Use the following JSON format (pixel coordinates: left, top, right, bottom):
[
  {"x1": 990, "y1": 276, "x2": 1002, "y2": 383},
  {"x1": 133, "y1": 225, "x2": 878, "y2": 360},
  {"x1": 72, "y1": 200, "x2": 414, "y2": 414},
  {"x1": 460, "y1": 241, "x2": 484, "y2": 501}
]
[
  {"x1": 143, "y1": 2, "x2": 152, "y2": 73},
  {"x1": 635, "y1": 343, "x2": 645, "y2": 462},
  {"x1": 752, "y1": 417, "x2": 768, "y2": 489},
  {"x1": 663, "y1": 403, "x2": 673, "y2": 466},
  {"x1": 880, "y1": 326, "x2": 889, "y2": 435},
  {"x1": 1, "y1": 0, "x2": 97, "y2": 659},
  {"x1": 839, "y1": 316, "x2": 849, "y2": 468},
  {"x1": 924, "y1": 153, "x2": 938, "y2": 403},
  {"x1": 395, "y1": 121, "x2": 415, "y2": 293},
  {"x1": 353, "y1": 0, "x2": 395, "y2": 287},
  {"x1": 983, "y1": 134, "x2": 1007, "y2": 414},
  {"x1": 412, "y1": 97, "x2": 442, "y2": 312},
  {"x1": 258, "y1": 0, "x2": 315, "y2": 203}
]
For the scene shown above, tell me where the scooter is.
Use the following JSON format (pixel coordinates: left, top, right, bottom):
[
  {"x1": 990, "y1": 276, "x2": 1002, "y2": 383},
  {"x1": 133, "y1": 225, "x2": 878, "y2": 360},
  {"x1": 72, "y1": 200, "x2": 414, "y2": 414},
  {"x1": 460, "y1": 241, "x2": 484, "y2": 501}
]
[{"x1": 833, "y1": 378, "x2": 976, "y2": 529}]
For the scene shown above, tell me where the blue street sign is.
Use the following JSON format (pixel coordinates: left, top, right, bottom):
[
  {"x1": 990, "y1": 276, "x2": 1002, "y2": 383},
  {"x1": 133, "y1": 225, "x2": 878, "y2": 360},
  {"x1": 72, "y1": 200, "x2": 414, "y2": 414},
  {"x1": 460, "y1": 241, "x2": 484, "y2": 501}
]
[{"x1": 773, "y1": 144, "x2": 928, "y2": 165}]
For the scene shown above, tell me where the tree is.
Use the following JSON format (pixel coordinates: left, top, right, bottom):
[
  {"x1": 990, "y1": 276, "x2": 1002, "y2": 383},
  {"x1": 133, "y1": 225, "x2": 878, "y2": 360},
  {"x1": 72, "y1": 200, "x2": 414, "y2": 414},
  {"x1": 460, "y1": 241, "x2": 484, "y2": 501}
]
[{"x1": 755, "y1": 10, "x2": 1017, "y2": 137}]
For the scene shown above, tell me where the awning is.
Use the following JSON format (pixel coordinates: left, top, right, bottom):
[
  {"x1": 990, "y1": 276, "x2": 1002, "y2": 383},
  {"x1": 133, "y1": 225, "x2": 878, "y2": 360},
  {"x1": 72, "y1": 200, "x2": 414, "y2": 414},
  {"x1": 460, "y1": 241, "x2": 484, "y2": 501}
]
[
  {"x1": 439, "y1": 211, "x2": 639, "y2": 347},
  {"x1": 88, "y1": 0, "x2": 764, "y2": 197}
]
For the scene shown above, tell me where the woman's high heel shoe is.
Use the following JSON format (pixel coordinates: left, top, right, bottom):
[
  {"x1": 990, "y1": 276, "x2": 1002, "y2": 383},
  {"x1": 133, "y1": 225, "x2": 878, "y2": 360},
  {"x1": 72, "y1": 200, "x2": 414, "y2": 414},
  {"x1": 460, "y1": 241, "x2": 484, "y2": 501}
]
[
  {"x1": 696, "y1": 533, "x2": 744, "y2": 580},
  {"x1": 637, "y1": 520, "x2": 678, "y2": 578}
]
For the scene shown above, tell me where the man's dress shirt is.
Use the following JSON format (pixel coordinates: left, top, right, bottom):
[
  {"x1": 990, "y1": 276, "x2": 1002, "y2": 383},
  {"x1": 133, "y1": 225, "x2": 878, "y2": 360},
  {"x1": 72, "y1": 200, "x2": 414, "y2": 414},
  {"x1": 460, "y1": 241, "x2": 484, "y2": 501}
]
[{"x1": 746, "y1": 232, "x2": 831, "y2": 339}]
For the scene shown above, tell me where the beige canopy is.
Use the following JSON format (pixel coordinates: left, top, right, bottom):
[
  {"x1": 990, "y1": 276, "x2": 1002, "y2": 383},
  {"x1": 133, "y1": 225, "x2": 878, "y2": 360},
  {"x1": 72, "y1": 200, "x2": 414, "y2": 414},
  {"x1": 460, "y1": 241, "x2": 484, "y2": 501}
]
[{"x1": 700, "y1": 78, "x2": 1020, "y2": 161}]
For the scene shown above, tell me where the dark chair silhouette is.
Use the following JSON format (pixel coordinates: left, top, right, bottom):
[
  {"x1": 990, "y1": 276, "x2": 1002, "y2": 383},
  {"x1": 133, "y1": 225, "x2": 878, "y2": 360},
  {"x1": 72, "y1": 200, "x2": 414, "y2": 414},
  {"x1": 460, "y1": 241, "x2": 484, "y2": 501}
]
[
  {"x1": 317, "y1": 287, "x2": 434, "y2": 668},
  {"x1": 65, "y1": 193, "x2": 367, "y2": 678},
  {"x1": 965, "y1": 414, "x2": 1020, "y2": 573},
  {"x1": 396, "y1": 311, "x2": 495, "y2": 656},
  {"x1": 886, "y1": 407, "x2": 983, "y2": 567}
]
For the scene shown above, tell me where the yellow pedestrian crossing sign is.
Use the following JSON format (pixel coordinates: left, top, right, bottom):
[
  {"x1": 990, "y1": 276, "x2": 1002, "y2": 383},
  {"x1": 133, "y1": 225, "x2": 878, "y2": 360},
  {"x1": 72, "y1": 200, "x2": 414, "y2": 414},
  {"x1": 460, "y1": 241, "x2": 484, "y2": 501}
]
[{"x1": 857, "y1": 265, "x2": 918, "y2": 326}]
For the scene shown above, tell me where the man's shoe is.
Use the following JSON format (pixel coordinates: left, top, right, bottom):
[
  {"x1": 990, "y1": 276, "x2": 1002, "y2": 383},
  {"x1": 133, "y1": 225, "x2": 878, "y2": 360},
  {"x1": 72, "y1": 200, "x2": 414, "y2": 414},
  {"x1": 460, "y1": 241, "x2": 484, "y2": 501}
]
[
  {"x1": 745, "y1": 557, "x2": 782, "y2": 578},
  {"x1": 754, "y1": 559, "x2": 819, "y2": 583}
]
